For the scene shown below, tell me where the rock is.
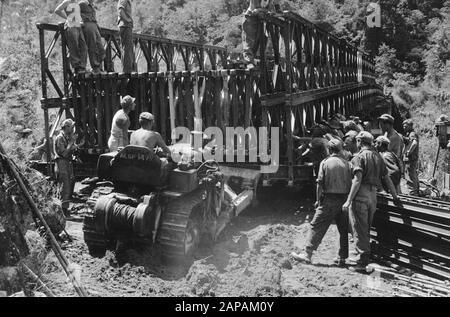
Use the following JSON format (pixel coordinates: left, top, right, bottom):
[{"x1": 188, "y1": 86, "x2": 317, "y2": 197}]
[
  {"x1": 248, "y1": 230, "x2": 269, "y2": 253},
  {"x1": 186, "y1": 263, "x2": 220, "y2": 295},
  {"x1": 280, "y1": 259, "x2": 293, "y2": 270},
  {"x1": 0, "y1": 267, "x2": 22, "y2": 295},
  {"x1": 0, "y1": 291, "x2": 7, "y2": 297},
  {"x1": 41, "y1": 198, "x2": 66, "y2": 235},
  {"x1": 255, "y1": 268, "x2": 282, "y2": 296},
  {"x1": 222, "y1": 235, "x2": 249, "y2": 254}
]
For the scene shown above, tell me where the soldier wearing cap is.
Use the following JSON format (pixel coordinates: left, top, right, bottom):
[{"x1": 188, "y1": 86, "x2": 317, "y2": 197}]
[
  {"x1": 108, "y1": 95, "x2": 135, "y2": 152},
  {"x1": 375, "y1": 135, "x2": 402, "y2": 192},
  {"x1": 403, "y1": 119, "x2": 420, "y2": 196},
  {"x1": 378, "y1": 114, "x2": 404, "y2": 159},
  {"x1": 303, "y1": 125, "x2": 330, "y2": 176},
  {"x1": 291, "y1": 139, "x2": 352, "y2": 266},
  {"x1": 343, "y1": 130, "x2": 359, "y2": 161},
  {"x1": 54, "y1": 119, "x2": 78, "y2": 216},
  {"x1": 342, "y1": 131, "x2": 399, "y2": 272},
  {"x1": 130, "y1": 112, "x2": 171, "y2": 156},
  {"x1": 328, "y1": 116, "x2": 345, "y2": 140}
]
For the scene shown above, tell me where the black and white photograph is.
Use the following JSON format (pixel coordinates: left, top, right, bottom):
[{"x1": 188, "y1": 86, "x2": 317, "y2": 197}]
[{"x1": 0, "y1": 0, "x2": 450, "y2": 301}]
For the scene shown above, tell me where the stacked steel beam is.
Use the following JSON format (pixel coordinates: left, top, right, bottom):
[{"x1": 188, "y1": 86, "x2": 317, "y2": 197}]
[{"x1": 372, "y1": 193, "x2": 450, "y2": 281}]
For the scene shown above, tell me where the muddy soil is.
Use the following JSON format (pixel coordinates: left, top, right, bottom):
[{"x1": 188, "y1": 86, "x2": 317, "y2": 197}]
[{"x1": 41, "y1": 187, "x2": 398, "y2": 297}]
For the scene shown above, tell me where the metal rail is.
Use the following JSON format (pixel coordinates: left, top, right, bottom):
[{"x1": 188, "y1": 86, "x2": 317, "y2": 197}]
[{"x1": 374, "y1": 193, "x2": 450, "y2": 281}]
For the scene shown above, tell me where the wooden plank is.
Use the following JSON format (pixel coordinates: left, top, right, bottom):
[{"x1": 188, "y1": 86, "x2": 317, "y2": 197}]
[
  {"x1": 167, "y1": 72, "x2": 176, "y2": 143},
  {"x1": 131, "y1": 73, "x2": 140, "y2": 130},
  {"x1": 104, "y1": 73, "x2": 113, "y2": 141},
  {"x1": 86, "y1": 73, "x2": 97, "y2": 146},
  {"x1": 149, "y1": 73, "x2": 159, "y2": 132},
  {"x1": 78, "y1": 74, "x2": 89, "y2": 146},
  {"x1": 94, "y1": 74, "x2": 104, "y2": 148},
  {"x1": 184, "y1": 72, "x2": 195, "y2": 130},
  {"x1": 244, "y1": 73, "x2": 253, "y2": 129},
  {"x1": 175, "y1": 73, "x2": 185, "y2": 128},
  {"x1": 221, "y1": 70, "x2": 230, "y2": 128},
  {"x1": 229, "y1": 71, "x2": 239, "y2": 128},
  {"x1": 158, "y1": 73, "x2": 167, "y2": 142},
  {"x1": 214, "y1": 71, "x2": 223, "y2": 130},
  {"x1": 111, "y1": 73, "x2": 120, "y2": 115}
]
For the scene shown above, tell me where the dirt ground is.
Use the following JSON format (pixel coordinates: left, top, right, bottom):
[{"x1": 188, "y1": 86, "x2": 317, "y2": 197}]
[{"x1": 41, "y1": 187, "x2": 399, "y2": 297}]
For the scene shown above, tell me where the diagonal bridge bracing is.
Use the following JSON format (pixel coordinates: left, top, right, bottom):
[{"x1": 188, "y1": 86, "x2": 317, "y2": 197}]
[{"x1": 37, "y1": 11, "x2": 385, "y2": 184}]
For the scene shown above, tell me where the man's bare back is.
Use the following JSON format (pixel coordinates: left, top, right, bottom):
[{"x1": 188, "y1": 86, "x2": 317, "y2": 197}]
[{"x1": 130, "y1": 128, "x2": 170, "y2": 154}]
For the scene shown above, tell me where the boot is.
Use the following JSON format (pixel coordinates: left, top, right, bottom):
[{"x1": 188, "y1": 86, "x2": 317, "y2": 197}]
[
  {"x1": 291, "y1": 251, "x2": 312, "y2": 264},
  {"x1": 349, "y1": 262, "x2": 368, "y2": 273},
  {"x1": 333, "y1": 257, "x2": 346, "y2": 267}
]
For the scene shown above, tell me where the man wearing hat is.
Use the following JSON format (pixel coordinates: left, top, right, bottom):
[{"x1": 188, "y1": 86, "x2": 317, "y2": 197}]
[
  {"x1": 342, "y1": 131, "x2": 399, "y2": 272},
  {"x1": 292, "y1": 139, "x2": 352, "y2": 266},
  {"x1": 352, "y1": 116, "x2": 365, "y2": 132},
  {"x1": 342, "y1": 130, "x2": 359, "y2": 161},
  {"x1": 303, "y1": 125, "x2": 330, "y2": 176},
  {"x1": 403, "y1": 119, "x2": 420, "y2": 196},
  {"x1": 327, "y1": 115, "x2": 345, "y2": 140},
  {"x1": 54, "y1": 119, "x2": 78, "y2": 216},
  {"x1": 378, "y1": 114, "x2": 404, "y2": 159},
  {"x1": 130, "y1": 112, "x2": 171, "y2": 156},
  {"x1": 375, "y1": 135, "x2": 402, "y2": 192},
  {"x1": 108, "y1": 95, "x2": 135, "y2": 152}
]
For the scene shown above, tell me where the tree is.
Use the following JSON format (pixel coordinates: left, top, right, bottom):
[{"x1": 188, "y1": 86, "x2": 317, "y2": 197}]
[{"x1": 375, "y1": 43, "x2": 399, "y2": 87}]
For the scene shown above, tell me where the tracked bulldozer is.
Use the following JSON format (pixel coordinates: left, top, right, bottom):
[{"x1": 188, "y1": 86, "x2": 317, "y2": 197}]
[{"x1": 83, "y1": 144, "x2": 259, "y2": 260}]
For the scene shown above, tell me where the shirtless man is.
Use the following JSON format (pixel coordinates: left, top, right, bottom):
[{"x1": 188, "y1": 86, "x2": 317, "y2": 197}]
[{"x1": 130, "y1": 112, "x2": 171, "y2": 156}]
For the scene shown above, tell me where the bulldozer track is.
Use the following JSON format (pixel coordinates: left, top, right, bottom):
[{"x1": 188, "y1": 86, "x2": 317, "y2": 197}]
[
  {"x1": 157, "y1": 188, "x2": 205, "y2": 259},
  {"x1": 83, "y1": 186, "x2": 115, "y2": 256}
]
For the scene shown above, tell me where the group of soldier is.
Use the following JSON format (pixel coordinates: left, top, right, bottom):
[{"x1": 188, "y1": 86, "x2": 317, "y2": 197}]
[
  {"x1": 291, "y1": 114, "x2": 420, "y2": 272},
  {"x1": 56, "y1": 0, "x2": 277, "y2": 73},
  {"x1": 55, "y1": 0, "x2": 135, "y2": 74},
  {"x1": 53, "y1": 95, "x2": 169, "y2": 216}
]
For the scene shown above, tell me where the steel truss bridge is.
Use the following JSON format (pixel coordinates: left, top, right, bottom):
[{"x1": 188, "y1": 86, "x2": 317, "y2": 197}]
[{"x1": 37, "y1": 10, "x2": 386, "y2": 185}]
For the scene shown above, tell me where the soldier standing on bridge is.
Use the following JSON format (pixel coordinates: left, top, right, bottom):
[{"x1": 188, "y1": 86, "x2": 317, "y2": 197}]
[
  {"x1": 79, "y1": 0, "x2": 105, "y2": 74},
  {"x1": 402, "y1": 119, "x2": 420, "y2": 196},
  {"x1": 108, "y1": 95, "x2": 135, "y2": 152},
  {"x1": 55, "y1": 0, "x2": 88, "y2": 73},
  {"x1": 242, "y1": 0, "x2": 281, "y2": 70},
  {"x1": 342, "y1": 131, "x2": 400, "y2": 272},
  {"x1": 291, "y1": 139, "x2": 352, "y2": 267},
  {"x1": 54, "y1": 119, "x2": 79, "y2": 217},
  {"x1": 117, "y1": 0, "x2": 136, "y2": 73}
]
